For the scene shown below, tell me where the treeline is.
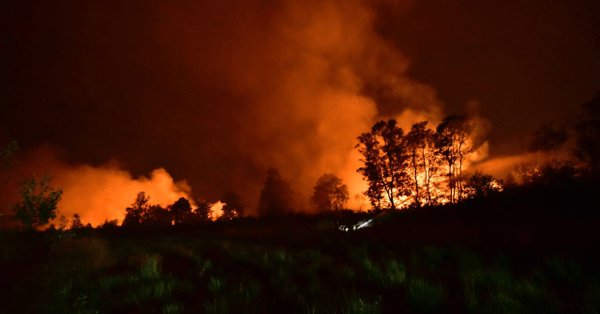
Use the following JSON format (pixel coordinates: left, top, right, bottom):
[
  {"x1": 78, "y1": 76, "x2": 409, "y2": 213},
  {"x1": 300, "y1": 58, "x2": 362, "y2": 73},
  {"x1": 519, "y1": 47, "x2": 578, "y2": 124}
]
[
  {"x1": 2, "y1": 93, "x2": 599, "y2": 229},
  {"x1": 356, "y1": 116, "x2": 498, "y2": 210},
  {"x1": 357, "y1": 92, "x2": 600, "y2": 210},
  {"x1": 244, "y1": 115, "x2": 500, "y2": 216},
  {"x1": 120, "y1": 191, "x2": 245, "y2": 228}
]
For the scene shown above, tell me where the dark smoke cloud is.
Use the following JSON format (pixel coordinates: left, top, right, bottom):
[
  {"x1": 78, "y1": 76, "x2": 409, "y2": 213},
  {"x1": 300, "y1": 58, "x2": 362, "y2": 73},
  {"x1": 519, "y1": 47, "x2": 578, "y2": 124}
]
[{"x1": 1, "y1": 0, "x2": 453, "y2": 218}]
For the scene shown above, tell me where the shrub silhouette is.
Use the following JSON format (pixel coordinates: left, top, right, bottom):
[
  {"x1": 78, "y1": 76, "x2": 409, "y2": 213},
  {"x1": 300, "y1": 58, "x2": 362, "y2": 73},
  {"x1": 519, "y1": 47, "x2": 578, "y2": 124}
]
[{"x1": 12, "y1": 175, "x2": 62, "y2": 229}]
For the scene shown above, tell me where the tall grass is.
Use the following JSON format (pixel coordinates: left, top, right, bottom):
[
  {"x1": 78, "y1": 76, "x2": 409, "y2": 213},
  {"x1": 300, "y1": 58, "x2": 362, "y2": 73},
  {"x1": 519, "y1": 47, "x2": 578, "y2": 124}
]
[
  {"x1": 407, "y1": 278, "x2": 446, "y2": 313},
  {"x1": 2, "y1": 232, "x2": 599, "y2": 313}
]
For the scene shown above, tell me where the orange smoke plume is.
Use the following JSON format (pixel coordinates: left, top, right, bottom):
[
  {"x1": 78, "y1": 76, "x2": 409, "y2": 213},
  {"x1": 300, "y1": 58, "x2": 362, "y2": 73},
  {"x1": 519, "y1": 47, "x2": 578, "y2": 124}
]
[
  {"x1": 0, "y1": 146, "x2": 192, "y2": 226},
  {"x1": 56, "y1": 167, "x2": 192, "y2": 226},
  {"x1": 153, "y1": 0, "x2": 446, "y2": 213}
]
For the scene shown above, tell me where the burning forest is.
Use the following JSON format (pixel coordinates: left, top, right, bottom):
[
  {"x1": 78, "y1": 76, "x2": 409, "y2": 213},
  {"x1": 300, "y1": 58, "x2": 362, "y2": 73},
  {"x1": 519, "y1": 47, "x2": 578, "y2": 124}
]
[{"x1": 1, "y1": 0, "x2": 599, "y2": 312}]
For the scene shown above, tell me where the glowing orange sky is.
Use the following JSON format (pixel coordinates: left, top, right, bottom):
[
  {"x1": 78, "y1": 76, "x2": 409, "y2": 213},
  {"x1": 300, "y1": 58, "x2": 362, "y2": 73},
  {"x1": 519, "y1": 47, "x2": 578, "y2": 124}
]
[{"x1": 0, "y1": 0, "x2": 598, "y2": 220}]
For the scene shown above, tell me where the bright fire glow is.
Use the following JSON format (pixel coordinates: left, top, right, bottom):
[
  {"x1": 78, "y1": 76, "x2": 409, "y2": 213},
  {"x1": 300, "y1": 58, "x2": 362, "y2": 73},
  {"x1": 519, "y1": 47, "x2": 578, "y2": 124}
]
[
  {"x1": 209, "y1": 201, "x2": 225, "y2": 221},
  {"x1": 55, "y1": 167, "x2": 192, "y2": 226}
]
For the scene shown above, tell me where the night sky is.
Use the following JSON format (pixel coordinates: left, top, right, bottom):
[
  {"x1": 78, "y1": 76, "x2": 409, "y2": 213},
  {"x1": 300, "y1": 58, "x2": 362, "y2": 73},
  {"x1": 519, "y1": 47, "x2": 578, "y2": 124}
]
[{"x1": 1, "y1": 0, "x2": 598, "y2": 220}]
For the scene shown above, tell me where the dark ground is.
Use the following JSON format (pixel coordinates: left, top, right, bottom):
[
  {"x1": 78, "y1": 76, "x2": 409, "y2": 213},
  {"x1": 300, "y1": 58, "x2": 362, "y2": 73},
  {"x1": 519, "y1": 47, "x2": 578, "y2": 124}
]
[{"x1": 1, "y1": 177, "x2": 600, "y2": 313}]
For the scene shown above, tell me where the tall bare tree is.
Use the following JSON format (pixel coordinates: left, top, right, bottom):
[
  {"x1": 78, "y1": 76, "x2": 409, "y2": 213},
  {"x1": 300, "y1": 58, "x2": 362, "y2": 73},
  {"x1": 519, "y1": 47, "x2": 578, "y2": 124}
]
[
  {"x1": 436, "y1": 116, "x2": 474, "y2": 202},
  {"x1": 406, "y1": 121, "x2": 442, "y2": 206}
]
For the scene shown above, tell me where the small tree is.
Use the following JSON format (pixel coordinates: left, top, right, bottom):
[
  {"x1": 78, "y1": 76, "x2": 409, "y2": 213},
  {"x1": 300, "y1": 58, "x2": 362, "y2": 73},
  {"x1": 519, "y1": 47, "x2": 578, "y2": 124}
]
[
  {"x1": 122, "y1": 192, "x2": 150, "y2": 227},
  {"x1": 258, "y1": 168, "x2": 294, "y2": 216},
  {"x1": 464, "y1": 172, "x2": 502, "y2": 199},
  {"x1": 311, "y1": 173, "x2": 349, "y2": 212},
  {"x1": 168, "y1": 197, "x2": 192, "y2": 225},
  {"x1": 70, "y1": 213, "x2": 84, "y2": 229},
  {"x1": 193, "y1": 200, "x2": 212, "y2": 223},
  {"x1": 12, "y1": 175, "x2": 62, "y2": 229}
]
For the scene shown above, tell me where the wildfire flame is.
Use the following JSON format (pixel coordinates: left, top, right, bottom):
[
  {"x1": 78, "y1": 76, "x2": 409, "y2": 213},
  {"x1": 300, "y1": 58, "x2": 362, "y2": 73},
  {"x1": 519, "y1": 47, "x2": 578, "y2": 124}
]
[{"x1": 209, "y1": 201, "x2": 225, "y2": 221}]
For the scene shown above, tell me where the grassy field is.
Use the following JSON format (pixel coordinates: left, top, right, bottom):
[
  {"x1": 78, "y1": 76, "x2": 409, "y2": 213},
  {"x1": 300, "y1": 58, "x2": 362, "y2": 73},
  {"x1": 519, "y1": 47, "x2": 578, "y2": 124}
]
[
  {"x1": 2, "y1": 175, "x2": 600, "y2": 313},
  {"x1": 2, "y1": 210, "x2": 600, "y2": 314}
]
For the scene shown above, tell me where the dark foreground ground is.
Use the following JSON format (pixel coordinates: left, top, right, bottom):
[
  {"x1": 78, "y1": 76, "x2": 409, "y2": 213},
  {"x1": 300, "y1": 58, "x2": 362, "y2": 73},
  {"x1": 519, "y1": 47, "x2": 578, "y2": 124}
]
[{"x1": 1, "y1": 180, "x2": 600, "y2": 313}]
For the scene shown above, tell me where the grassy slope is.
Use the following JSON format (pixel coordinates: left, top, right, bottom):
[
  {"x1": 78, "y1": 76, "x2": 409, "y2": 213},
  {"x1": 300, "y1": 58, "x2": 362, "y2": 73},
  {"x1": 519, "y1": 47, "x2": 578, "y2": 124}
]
[{"x1": 1, "y1": 178, "x2": 599, "y2": 313}]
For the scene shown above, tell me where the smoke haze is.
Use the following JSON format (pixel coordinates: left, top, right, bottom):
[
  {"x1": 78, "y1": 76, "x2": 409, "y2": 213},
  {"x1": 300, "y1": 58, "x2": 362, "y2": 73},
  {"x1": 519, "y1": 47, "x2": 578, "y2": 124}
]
[
  {"x1": 0, "y1": 147, "x2": 193, "y2": 226},
  {"x1": 1, "y1": 0, "x2": 451, "y2": 220},
  {"x1": 3, "y1": 0, "x2": 595, "y2": 222},
  {"x1": 149, "y1": 0, "x2": 448, "y2": 210}
]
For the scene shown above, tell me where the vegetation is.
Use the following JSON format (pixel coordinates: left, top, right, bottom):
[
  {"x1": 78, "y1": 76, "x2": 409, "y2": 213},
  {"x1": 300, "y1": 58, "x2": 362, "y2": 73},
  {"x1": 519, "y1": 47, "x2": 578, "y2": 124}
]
[
  {"x1": 258, "y1": 168, "x2": 295, "y2": 216},
  {"x1": 311, "y1": 173, "x2": 350, "y2": 212},
  {"x1": 356, "y1": 116, "x2": 496, "y2": 210},
  {"x1": 122, "y1": 192, "x2": 215, "y2": 228},
  {"x1": 2, "y1": 97, "x2": 600, "y2": 313},
  {"x1": 12, "y1": 176, "x2": 62, "y2": 229},
  {"x1": 357, "y1": 119, "x2": 410, "y2": 210},
  {"x1": 2, "y1": 199, "x2": 599, "y2": 314},
  {"x1": 2, "y1": 147, "x2": 599, "y2": 312}
]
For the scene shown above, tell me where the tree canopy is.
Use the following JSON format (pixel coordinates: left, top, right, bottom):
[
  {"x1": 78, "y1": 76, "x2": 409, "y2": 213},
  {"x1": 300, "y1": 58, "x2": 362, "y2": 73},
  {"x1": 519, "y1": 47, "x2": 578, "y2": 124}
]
[
  {"x1": 258, "y1": 168, "x2": 294, "y2": 216},
  {"x1": 311, "y1": 173, "x2": 349, "y2": 212},
  {"x1": 12, "y1": 175, "x2": 62, "y2": 229},
  {"x1": 356, "y1": 117, "x2": 493, "y2": 209},
  {"x1": 356, "y1": 119, "x2": 410, "y2": 210}
]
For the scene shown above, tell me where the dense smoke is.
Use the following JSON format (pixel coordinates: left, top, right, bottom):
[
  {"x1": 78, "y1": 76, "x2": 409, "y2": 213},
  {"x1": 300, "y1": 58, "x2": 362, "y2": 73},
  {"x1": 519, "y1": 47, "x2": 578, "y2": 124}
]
[
  {"x1": 149, "y1": 0, "x2": 448, "y2": 210},
  {"x1": 0, "y1": 147, "x2": 192, "y2": 226},
  {"x1": 1, "y1": 0, "x2": 465, "y2": 221}
]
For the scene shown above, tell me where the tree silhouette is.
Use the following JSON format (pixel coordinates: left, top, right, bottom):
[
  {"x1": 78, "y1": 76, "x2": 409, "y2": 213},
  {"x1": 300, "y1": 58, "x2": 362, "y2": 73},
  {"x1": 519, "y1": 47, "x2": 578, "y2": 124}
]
[
  {"x1": 220, "y1": 191, "x2": 244, "y2": 220},
  {"x1": 357, "y1": 119, "x2": 409, "y2": 209},
  {"x1": 168, "y1": 197, "x2": 192, "y2": 225},
  {"x1": 143, "y1": 205, "x2": 171, "y2": 227},
  {"x1": 193, "y1": 200, "x2": 212, "y2": 223},
  {"x1": 436, "y1": 116, "x2": 475, "y2": 203},
  {"x1": 406, "y1": 121, "x2": 441, "y2": 206},
  {"x1": 99, "y1": 219, "x2": 119, "y2": 230},
  {"x1": 258, "y1": 168, "x2": 294, "y2": 216},
  {"x1": 123, "y1": 192, "x2": 150, "y2": 227},
  {"x1": 356, "y1": 130, "x2": 385, "y2": 210},
  {"x1": 464, "y1": 172, "x2": 502, "y2": 199},
  {"x1": 12, "y1": 175, "x2": 62, "y2": 229},
  {"x1": 356, "y1": 117, "x2": 486, "y2": 208},
  {"x1": 311, "y1": 173, "x2": 349, "y2": 212},
  {"x1": 70, "y1": 213, "x2": 83, "y2": 229},
  {"x1": 518, "y1": 160, "x2": 578, "y2": 186}
]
